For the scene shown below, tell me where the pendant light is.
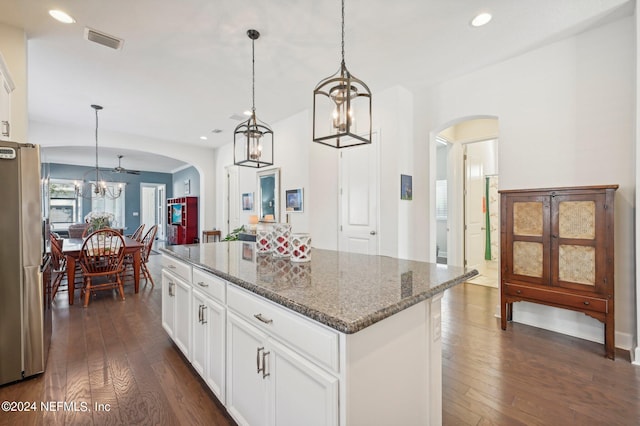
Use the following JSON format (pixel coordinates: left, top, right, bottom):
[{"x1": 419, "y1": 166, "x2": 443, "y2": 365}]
[
  {"x1": 234, "y1": 29, "x2": 274, "y2": 168},
  {"x1": 313, "y1": 0, "x2": 372, "y2": 148},
  {"x1": 75, "y1": 104, "x2": 123, "y2": 199}
]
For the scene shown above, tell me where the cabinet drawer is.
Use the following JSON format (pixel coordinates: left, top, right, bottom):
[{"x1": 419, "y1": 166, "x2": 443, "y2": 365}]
[
  {"x1": 193, "y1": 267, "x2": 226, "y2": 303},
  {"x1": 505, "y1": 283, "x2": 607, "y2": 313},
  {"x1": 227, "y1": 285, "x2": 339, "y2": 373},
  {"x1": 162, "y1": 255, "x2": 192, "y2": 282}
]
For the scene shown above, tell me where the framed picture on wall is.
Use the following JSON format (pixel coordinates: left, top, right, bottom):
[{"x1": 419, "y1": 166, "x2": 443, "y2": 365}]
[
  {"x1": 242, "y1": 192, "x2": 254, "y2": 211},
  {"x1": 285, "y1": 188, "x2": 304, "y2": 212},
  {"x1": 401, "y1": 174, "x2": 412, "y2": 200},
  {"x1": 184, "y1": 179, "x2": 191, "y2": 195}
]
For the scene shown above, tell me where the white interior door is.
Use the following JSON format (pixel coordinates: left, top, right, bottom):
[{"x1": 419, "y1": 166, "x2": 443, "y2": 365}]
[
  {"x1": 464, "y1": 144, "x2": 485, "y2": 273},
  {"x1": 141, "y1": 183, "x2": 165, "y2": 240},
  {"x1": 339, "y1": 132, "x2": 379, "y2": 255},
  {"x1": 225, "y1": 166, "x2": 240, "y2": 235}
]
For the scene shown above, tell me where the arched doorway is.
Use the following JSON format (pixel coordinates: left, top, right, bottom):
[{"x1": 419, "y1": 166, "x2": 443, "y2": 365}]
[{"x1": 431, "y1": 116, "x2": 499, "y2": 287}]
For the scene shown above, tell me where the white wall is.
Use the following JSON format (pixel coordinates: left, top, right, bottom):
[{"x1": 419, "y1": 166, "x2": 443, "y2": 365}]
[
  {"x1": 214, "y1": 86, "x2": 416, "y2": 258},
  {"x1": 0, "y1": 24, "x2": 27, "y2": 143},
  {"x1": 416, "y1": 17, "x2": 636, "y2": 349}
]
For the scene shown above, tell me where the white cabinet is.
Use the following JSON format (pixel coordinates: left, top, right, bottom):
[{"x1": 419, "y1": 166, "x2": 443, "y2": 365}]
[
  {"x1": 0, "y1": 53, "x2": 14, "y2": 141},
  {"x1": 161, "y1": 269, "x2": 191, "y2": 358},
  {"x1": 226, "y1": 288, "x2": 339, "y2": 426},
  {"x1": 192, "y1": 288, "x2": 226, "y2": 403},
  {"x1": 226, "y1": 311, "x2": 269, "y2": 426}
]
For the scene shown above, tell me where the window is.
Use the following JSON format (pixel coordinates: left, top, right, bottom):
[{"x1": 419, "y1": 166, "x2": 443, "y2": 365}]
[
  {"x1": 90, "y1": 182, "x2": 126, "y2": 227},
  {"x1": 435, "y1": 179, "x2": 448, "y2": 220},
  {"x1": 48, "y1": 179, "x2": 83, "y2": 225}
]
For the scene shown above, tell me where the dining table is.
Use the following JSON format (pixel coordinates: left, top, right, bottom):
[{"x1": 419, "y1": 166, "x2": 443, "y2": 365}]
[{"x1": 62, "y1": 236, "x2": 144, "y2": 305}]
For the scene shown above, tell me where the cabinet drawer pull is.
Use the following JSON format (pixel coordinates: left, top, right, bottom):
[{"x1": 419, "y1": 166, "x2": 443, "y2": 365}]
[
  {"x1": 168, "y1": 264, "x2": 176, "y2": 269},
  {"x1": 583, "y1": 301, "x2": 590, "y2": 306},
  {"x1": 254, "y1": 313, "x2": 273, "y2": 324},
  {"x1": 516, "y1": 290, "x2": 522, "y2": 295},
  {"x1": 197, "y1": 281, "x2": 209, "y2": 288}
]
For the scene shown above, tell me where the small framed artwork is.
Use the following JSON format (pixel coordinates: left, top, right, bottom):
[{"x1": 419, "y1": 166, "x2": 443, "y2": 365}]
[
  {"x1": 285, "y1": 188, "x2": 304, "y2": 212},
  {"x1": 184, "y1": 179, "x2": 191, "y2": 195},
  {"x1": 401, "y1": 174, "x2": 412, "y2": 200},
  {"x1": 242, "y1": 192, "x2": 254, "y2": 211},
  {"x1": 242, "y1": 242, "x2": 254, "y2": 261}
]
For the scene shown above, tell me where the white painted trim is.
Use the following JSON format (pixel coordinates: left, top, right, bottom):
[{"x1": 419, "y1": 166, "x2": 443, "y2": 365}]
[{"x1": 0, "y1": 51, "x2": 15, "y2": 92}]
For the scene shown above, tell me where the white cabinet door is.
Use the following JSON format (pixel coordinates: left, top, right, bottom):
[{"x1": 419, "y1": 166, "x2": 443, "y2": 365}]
[
  {"x1": 161, "y1": 270, "x2": 176, "y2": 338},
  {"x1": 204, "y1": 296, "x2": 226, "y2": 403},
  {"x1": 227, "y1": 312, "x2": 268, "y2": 426},
  {"x1": 173, "y1": 276, "x2": 192, "y2": 358},
  {"x1": 193, "y1": 288, "x2": 226, "y2": 402},
  {"x1": 191, "y1": 290, "x2": 208, "y2": 376},
  {"x1": 268, "y1": 339, "x2": 338, "y2": 426}
]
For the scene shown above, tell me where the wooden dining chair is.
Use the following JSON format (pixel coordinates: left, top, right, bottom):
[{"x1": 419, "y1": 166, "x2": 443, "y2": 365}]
[
  {"x1": 129, "y1": 224, "x2": 145, "y2": 242},
  {"x1": 50, "y1": 233, "x2": 85, "y2": 302},
  {"x1": 139, "y1": 224, "x2": 158, "y2": 287},
  {"x1": 123, "y1": 224, "x2": 157, "y2": 287},
  {"x1": 49, "y1": 233, "x2": 67, "y2": 301},
  {"x1": 78, "y1": 229, "x2": 126, "y2": 307}
]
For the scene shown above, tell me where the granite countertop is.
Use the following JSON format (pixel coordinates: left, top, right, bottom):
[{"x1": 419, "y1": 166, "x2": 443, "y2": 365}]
[{"x1": 160, "y1": 242, "x2": 478, "y2": 334}]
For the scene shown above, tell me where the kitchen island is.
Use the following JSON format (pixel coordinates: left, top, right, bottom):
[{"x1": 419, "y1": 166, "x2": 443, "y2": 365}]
[{"x1": 160, "y1": 242, "x2": 477, "y2": 426}]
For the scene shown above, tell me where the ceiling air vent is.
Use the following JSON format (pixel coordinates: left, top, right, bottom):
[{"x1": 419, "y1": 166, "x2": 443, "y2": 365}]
[{"x1": 84, "y1": 27, "x2": 124, "y2": 50}]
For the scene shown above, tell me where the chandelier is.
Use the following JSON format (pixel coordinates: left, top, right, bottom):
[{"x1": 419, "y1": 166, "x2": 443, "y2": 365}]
[
  {"x1": 313, "y1": 0, "x2": 372, "y2": 148},
  {"x1": 233, "y1": 29, "x2": 274, "y2": 168},
  {"x1": 75, "y1": 104, "x2": 123, "y2": 199}
]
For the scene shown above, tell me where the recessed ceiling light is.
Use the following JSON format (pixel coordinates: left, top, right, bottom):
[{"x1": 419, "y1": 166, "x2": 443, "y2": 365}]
[
  {"x1": 49, "y1": 10, "x2": 76, "y2": 24},
  {"x1": 200, "y1": 136, "x2": 208, "y2": 140},
  {"x1": 471, "y1": 12, "x2": 492, "y2": 27},
  {"x1": 212, "y1": 129, "x2": 223, "y2": 134}
]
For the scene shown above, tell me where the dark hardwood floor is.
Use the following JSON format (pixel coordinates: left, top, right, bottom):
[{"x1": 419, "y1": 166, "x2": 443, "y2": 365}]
[{"x1": 1, "y1": 252, "x2": 639, "y2": 425}]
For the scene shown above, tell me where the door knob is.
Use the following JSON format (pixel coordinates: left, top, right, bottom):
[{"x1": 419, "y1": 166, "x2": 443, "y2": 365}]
[{"x1": 370, "y1": 231, "x2": 377, "y2": 235}]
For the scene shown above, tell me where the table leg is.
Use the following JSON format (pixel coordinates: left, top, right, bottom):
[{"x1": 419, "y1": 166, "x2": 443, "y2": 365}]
[
  {"x1": 67, "y1": 255, "x2": 76, "y2": 305},
  {"x1": 134, "y1": 250, "x2": 141, "y2": 293}
]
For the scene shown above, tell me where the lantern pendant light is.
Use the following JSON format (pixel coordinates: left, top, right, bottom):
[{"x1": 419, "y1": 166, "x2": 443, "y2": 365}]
[
  {"x1": 313, "y1": 0, "x2": 372, "y2": 148},
  {"x1": 234, "y1": 29, "x2": 274, "y2": 168}
]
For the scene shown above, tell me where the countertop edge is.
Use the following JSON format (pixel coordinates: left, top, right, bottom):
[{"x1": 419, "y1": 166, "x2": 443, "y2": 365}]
[{"x1": 160, "y1": 247, "x2": 478, "y2": 334}]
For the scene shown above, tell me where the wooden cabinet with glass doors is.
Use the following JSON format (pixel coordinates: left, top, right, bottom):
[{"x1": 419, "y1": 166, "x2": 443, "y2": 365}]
[{"x1": 500, "y1": 185, "x2": 617, "y2": 359}]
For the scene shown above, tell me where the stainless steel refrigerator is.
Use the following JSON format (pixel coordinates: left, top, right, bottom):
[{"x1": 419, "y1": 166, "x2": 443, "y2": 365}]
[{"x1": 0, "y1": 141, "x2": 50, "y2": 385}]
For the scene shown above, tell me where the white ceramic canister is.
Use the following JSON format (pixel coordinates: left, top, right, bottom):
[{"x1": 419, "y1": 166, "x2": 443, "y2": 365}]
[{"x1": 290, "y1": 233, "x2": 311, "y2": 262}]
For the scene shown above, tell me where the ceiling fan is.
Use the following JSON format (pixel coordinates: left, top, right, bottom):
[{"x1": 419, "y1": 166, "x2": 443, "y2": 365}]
[{"x1": 112, "y1": 155, "x2": 141, "y2": 175}]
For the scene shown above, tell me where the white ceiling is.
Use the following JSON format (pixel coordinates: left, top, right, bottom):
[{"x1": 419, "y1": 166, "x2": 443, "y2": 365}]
[{"x1": 0, "y1": 0, "x2": 633, "y2": 173}]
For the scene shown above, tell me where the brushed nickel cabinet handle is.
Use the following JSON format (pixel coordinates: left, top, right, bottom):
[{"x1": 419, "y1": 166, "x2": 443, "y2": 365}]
[
  {"x1": 516, "y1": 290, "x2": 522, "y2": 294},
  {"x1": 254, "y1": 313, "x2": 273, "y2": 324},
  {"x1": 257, "y1": 347, "x2": 264, "y2": 374},
  {"x1": 197, "y1": 281, "x2": 209, "y2": 288},
  {"x1": 168, "y1": 282, "x2": 174, "y2": 296},
  {"x1": 262, "y1": 351, "x2": 270, "y2": 379},
  {"x1": 584, "y1": 301, "x2": 590, "y2": 306},
  {"x1": 201, "y1": 305, "x2": 207, "y2": 324}
]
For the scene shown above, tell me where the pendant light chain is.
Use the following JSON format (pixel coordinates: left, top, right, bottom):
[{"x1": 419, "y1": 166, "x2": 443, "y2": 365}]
[
  {"x1": 341, "y1": 0, "x2": 345, "y2": 66},
  {"x1": 252, "y1": 35, "x2": 256, "y2": 114}
]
